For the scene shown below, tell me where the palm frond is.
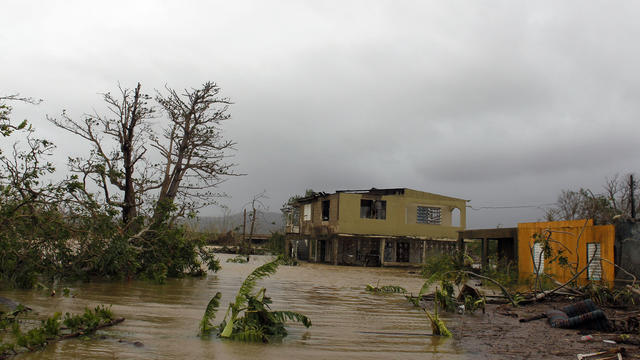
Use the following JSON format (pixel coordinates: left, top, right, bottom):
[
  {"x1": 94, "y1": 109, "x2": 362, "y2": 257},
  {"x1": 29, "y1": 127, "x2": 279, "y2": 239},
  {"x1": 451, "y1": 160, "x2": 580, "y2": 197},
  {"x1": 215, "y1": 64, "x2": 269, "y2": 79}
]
[
  {"x1": 366, "y1": 284, "x2": 407, "y2": 294},
  {"x1": 271, "y1": 311, "x2": 312, "y2": 328},
  {"x1": 405, "y1": 294, "x2": 421, "y2": 307},
  {"x1": 204, "y1": 256, "x2": 311, "y2": 342},
  {"x1": 238, "y1": 256, "x2": 283, "y2": 297},
  {"x1": 220, "y1": 304, "x2": 236, "y2": 338},
  {"x1": 227, "y1": 328, "x2": 267, "y2": 342},
  {"x1": 419, "y1": 273, "x2": 439, "y2": 296},
  {"x1": 222, "y1": 257, "x2": 282, "y2": 338},
  {"x1": 199, "y1": 292, "x2": 221, "y2": 335},
  {"x1": 425, "y1": 309, "x2": 452, "y2": 337}
]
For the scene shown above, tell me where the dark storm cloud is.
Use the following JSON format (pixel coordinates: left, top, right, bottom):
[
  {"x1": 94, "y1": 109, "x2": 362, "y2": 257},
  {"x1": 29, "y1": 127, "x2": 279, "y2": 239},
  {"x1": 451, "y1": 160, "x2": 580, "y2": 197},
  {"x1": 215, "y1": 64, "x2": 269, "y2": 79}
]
[{"x1": 2, "y1": 0, "x2": 640, "y2": 227}]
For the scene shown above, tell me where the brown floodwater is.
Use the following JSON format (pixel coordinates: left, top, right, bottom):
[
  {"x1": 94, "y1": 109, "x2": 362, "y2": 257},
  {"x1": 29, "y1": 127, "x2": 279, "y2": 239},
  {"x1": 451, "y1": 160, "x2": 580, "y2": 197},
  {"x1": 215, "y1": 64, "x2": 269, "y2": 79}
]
[{"x1": 3, "y1": 254, "x2": 465, "y2": 359}]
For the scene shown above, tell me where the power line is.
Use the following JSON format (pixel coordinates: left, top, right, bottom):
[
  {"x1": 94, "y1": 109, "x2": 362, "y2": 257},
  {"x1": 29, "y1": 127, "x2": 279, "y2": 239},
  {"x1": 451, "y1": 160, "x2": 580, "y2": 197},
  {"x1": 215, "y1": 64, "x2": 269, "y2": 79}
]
[{"x1": 467, "y1": 203, "x2": 556, "y2": 211}]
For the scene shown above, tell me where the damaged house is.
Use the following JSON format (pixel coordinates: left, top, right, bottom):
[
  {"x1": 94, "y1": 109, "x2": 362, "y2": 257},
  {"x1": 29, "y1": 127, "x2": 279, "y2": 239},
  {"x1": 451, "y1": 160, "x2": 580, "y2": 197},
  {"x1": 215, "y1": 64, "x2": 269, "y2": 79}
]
[{"x1": 284, "y1": 188, "x2": 467, "y2": 266}]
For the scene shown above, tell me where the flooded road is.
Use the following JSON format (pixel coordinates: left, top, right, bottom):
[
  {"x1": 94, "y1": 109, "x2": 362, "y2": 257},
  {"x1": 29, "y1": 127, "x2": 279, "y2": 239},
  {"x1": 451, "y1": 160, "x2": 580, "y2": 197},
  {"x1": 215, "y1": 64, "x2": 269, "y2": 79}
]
[{"x1": 4, "y1": 254, "x2": 464, "y2": 359}]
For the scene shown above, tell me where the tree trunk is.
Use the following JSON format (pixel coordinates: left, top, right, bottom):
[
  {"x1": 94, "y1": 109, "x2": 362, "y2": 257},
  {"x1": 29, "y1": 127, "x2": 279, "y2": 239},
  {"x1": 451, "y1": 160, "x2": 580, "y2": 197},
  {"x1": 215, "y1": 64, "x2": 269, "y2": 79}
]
[{"x1": 121, "y1": 84, "x2": 143, "y2": 226}]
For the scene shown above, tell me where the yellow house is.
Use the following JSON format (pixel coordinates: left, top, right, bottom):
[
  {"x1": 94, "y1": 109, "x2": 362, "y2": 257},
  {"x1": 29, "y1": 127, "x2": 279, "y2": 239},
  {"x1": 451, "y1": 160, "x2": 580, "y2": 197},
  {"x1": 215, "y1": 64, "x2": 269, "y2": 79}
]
[
  {"x1": 285, "y1": 188, "x2": 467, "y2": 266},
  {"x1": 517, "y1": 219, "x2": 615, "y2": 285}
]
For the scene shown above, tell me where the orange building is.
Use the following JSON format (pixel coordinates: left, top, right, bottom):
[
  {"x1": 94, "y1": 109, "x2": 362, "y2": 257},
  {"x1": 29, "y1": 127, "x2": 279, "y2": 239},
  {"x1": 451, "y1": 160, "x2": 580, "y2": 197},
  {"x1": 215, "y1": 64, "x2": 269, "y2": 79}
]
[{"x1": 517, "y1": 219, "x2": 615, "y2": 285}]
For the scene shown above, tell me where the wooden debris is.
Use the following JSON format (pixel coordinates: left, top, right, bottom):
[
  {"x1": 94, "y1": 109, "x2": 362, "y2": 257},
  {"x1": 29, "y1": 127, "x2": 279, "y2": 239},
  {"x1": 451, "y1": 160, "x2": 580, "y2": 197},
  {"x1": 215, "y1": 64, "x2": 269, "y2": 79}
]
[
  {"x1": 576, "y1": 347, "x2": 625, "y2": 360},
  {"x1": 59, "y1": 317, "x2": 125, "y2": 340}
]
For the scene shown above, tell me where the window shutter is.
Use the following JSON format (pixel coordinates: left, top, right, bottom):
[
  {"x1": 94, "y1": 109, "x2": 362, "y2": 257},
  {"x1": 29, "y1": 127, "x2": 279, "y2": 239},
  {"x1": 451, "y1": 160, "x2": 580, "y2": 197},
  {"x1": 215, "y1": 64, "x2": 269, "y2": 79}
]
[
  {"x1": 587, "y1": 243, "x2": 602, "y2": 281},
  {"x1": 533, "y1": 243, "x2": 544, "y2": 275}
]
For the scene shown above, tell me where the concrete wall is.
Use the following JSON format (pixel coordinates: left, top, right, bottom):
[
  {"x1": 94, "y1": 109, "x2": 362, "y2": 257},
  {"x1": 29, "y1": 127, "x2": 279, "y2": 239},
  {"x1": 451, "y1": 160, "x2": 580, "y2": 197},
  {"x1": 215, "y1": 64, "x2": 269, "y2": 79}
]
[
  {"x1": 615, "y1": 220, "x2": 640, "y2": 281},
  {"x1": 298, "y1": 193, "x2": 340, "y2": 236},
  {"x1": 336, "y1": 190, "x2": 466, "y2": 239}
]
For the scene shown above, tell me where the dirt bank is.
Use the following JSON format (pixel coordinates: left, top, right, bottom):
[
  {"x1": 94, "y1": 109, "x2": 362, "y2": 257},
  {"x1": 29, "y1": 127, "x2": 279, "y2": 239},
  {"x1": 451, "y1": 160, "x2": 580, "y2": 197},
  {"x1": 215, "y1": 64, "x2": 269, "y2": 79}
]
[{"x1": 442, "y1": 300, "x2": 640, "y2": 359}]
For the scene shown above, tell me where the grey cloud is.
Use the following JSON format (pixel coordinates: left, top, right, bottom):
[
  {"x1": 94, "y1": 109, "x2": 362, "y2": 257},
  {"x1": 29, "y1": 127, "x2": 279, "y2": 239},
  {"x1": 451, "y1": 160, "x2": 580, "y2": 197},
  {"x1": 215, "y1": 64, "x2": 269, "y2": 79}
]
[{"x1": 3, "y1": 0, "x2": 640, "y2": 228}]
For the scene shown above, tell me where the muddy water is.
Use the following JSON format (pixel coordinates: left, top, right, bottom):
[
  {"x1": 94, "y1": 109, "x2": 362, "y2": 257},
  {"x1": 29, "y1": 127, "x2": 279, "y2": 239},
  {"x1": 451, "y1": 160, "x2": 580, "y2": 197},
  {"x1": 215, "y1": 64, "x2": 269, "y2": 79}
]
[{"x1": 4, "y1": 254, "x2": 464, "y2": 359}]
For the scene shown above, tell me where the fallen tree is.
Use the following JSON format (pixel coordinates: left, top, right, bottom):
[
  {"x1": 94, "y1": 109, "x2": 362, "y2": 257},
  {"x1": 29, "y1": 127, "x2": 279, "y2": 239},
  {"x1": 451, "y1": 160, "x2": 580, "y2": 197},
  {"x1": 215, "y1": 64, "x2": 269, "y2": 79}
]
[{"x1": 0, "y1": 304, "x2": 124, "y2": 358}]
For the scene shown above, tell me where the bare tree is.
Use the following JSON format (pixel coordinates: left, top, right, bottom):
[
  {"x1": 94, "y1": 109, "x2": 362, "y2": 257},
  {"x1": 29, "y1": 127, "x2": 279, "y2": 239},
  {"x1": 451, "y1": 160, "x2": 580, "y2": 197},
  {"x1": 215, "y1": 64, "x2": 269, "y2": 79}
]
[
  {"x1": 49, "y1": 84, "x2": 155, "y2": 226},
  {"x1": 545, "y1": 189, "x2": 582, "y2": 221},
  {"x1": 546, "y1": 173, "x2": 639, "y2": 223},
  {"x1": 49, "y1": 81, "x2": 237, "y2": 230},
  {"x1": 603, "y1": 173, "x2": 622, "y2": 212},
  {"x1": 601, "y1": 173, "x2": 639, "y2": 219},
  {"x1": 241, "y1": 191, "x2": 268, "y2": 254},
  {"x1": 152, "y1": 82, "x2": 237, "y2": 223}
]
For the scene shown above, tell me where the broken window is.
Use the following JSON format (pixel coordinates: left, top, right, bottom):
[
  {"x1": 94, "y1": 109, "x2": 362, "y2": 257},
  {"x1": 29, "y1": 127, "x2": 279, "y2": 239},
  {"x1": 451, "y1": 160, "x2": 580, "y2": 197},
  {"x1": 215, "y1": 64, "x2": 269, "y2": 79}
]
[
  {"x1": 303, "y1": 203, "x2": 311, "y2": 221},
  {"x1": 287, "y1": 207, "x2": 300, "y2": 226},
  {"x1": 396, "y1": 241, "x2": 410, "y2": 262},
  {"x1": 322, "y1": 200, "x2": 330, "y2": 221},
  {"x1": 417, "y1": 206, "x2": 441, "y2": 224},
  {"x1": 360, "y1": 199, "x2": 386, "y2": 219},
  {"x1": 384, "y1": 240, "x2": 394, "y2": 262}
]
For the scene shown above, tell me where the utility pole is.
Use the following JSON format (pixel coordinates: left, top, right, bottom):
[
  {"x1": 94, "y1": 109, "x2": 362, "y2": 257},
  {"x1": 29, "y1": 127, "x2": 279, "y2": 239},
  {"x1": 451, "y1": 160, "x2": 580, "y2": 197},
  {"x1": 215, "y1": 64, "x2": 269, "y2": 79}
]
[
  {"x1": 631, "y1": 174, "x2": 636, "y2": 219},
  {"x1": 242, "y1": 209, "x2": 247, "y2": 243}
]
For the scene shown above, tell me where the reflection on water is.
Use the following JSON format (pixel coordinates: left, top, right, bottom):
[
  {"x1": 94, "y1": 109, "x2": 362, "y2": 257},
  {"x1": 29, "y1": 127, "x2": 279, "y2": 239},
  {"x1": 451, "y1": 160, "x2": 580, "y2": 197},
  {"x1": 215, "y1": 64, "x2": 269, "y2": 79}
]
[{"x1": 4, "y1": 254, "x2": 464, "y2": 359}]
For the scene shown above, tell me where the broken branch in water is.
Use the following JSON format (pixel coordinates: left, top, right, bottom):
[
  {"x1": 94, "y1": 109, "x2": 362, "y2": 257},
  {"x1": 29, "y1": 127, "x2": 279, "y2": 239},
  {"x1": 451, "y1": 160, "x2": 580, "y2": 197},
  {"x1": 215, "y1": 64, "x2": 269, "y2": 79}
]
[
  {"x1": 58, "y1": 317, "x2": 125, "y2": 340},
  {"x1": 438, "y1": 271, "x2": 517, "y2": 306}
]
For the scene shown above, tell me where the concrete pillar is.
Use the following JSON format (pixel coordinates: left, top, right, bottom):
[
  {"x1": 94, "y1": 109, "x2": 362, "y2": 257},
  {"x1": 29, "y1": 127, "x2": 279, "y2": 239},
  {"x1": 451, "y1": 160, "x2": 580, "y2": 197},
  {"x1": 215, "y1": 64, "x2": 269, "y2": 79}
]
[
  {"x1": 332, "y1": 237, "x2": 339, "y2": 265},
  {"x1": 380, "y1": 239, "x2": 386, "y2": 267},
  {"x1": 390, "y1": 240, "x2": 396, "y2": 262},
  {"x1": 314, "y1": 239, "x2": 318, "y2": 262},
  {"x1": 285, "y1": 237, "x2": 292, "y2": 259},
  {"x1": 482, "y1": 237, "x2": 489, "y2": 270},
  {"x1": 460, "y1": 206, "x2": 467, "y2": 229},
  {"x1": 422, "y1": 240, "x2": 427, "y2": 263},
  {"x1": 457, "y1": 232, "x2": 465, "y2": 263}
]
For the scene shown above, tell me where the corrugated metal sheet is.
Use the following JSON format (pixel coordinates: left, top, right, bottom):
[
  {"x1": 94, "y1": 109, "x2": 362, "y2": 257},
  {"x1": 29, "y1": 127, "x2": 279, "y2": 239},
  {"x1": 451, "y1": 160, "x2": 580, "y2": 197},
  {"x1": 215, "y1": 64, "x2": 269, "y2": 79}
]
[{"x1": 587, "y1": 243, "x2": 602, "y2": 281}]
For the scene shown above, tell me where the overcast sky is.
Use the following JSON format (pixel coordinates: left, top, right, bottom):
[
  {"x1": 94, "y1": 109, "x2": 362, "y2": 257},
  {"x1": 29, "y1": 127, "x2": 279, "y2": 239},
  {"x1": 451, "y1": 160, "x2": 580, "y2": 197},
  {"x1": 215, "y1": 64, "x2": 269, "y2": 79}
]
[{"x1": 2, "y1": 0, "x2": 639, "y2": 228}]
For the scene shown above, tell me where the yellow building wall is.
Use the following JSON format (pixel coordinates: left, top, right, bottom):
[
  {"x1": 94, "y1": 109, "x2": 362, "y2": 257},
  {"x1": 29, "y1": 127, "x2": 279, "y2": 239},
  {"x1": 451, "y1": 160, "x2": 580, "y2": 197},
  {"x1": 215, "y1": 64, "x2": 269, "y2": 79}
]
[
  {"x1": 517, "y1": 219, "x2": 615, "y2": 285},
  {"x1": 336, "y1": 190, "x2": 466, "y2": 239}
]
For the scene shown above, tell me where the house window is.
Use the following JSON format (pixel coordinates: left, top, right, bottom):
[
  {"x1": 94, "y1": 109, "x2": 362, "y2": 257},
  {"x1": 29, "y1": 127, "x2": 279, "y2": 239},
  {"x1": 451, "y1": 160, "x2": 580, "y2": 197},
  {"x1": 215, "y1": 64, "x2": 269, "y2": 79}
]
[
  {"x1": 287, "y1": 207, "x2": 300, "y2": 226},
  {"x1": 360, "y1": 199, "x2": 386, "y2": 219},
  {"x1": 396, "y1": 241, "x2": 410, "y2": 262},
  {"x1": 322, "y1": 200, "x2": 330, "y2": 221},
  {"x1": 417, "y1": 206, "x2": 441, "y2": 224},
  {"x1": 303, "y1": 203, "x2": 311, "y2": 221},
  {"x1": 587, "y1": 243, "x2": 602, "y2": 281}
]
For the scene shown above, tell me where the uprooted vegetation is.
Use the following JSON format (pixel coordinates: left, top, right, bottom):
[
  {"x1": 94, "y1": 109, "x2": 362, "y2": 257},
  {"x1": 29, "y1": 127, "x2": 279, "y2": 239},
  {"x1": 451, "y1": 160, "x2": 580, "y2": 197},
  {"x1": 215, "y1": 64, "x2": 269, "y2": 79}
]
[
  {"x1": 409, "y1": 225, "x2": 640, "y2": 348},
  {"x1": 365, "y1": 282, "x2": 408, "y2": 294},
  {"x1": 226, "y1": 255, "x2": 250, "y2": 264},
  {"x1": 420, "y1": 251, "x2": 517, "y2": 307},
  {"x1": 0, "y1": 303, "x2": 123, "y2": 358},
  {"x1": 199, "y1": 256, "x2": 311, "y2": 342},
  {"x1": 365, "y1": 278, "x2": 457, "y2": 337},
  {"x1": 420, "y1": 220, "x2": 640, "y2": 308}
]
